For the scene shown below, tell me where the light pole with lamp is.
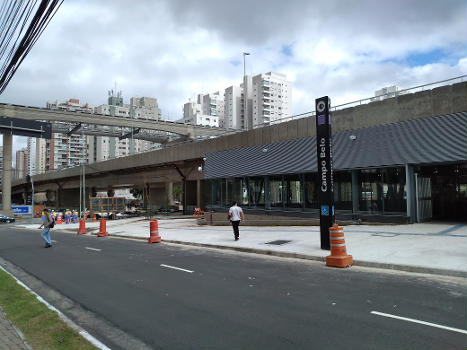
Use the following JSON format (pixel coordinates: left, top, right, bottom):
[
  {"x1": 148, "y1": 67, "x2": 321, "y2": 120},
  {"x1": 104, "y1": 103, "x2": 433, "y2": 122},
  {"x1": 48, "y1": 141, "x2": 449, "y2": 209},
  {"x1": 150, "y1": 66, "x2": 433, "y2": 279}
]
[{"x1": 243, "y1": 52, "x2": 250, "y2": 130}]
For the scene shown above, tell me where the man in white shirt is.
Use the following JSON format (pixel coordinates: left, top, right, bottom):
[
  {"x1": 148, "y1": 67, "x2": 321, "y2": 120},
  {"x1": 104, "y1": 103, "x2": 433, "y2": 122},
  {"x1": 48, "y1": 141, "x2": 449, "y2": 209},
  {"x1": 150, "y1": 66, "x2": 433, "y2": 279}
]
[{"x1": 228, "y1": 201, "x2": 244, "y2": 241}]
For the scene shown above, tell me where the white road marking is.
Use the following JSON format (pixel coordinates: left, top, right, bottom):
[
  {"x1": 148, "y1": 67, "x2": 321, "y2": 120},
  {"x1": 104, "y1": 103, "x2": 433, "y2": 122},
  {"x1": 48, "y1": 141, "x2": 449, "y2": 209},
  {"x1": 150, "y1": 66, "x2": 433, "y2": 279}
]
[
  {"x1": 51, "y1": 240, "x2": 57, "y2": 243},
  {"x1": 85, "y1": 247, "x2": 101, "y2": 252},
  {"x1": 371, "y1": 311, "x2": 467, "y2": 335},
  {"x1": 160, "y1": 264, "x2": 193, "y2": 273}
]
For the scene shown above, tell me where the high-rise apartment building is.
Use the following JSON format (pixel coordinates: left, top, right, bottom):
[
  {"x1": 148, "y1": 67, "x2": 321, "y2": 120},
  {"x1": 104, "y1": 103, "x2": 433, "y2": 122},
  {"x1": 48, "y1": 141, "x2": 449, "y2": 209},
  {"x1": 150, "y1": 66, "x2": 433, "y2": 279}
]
[
  {"x1": 251, "y1": 72, "x2": 291, "y2": 128},
  {"x1": 179, "y1": 92, "x2": 223, "y2": 127},
  {"x1": 178, "y1": 94, "x2": 220, "y2": 127},
  {"x1": 224, "y1": 72, "x2": 291, "y2": 130},
  {"x1": 224, "y1": 86, "x2": 243, "y2": 129},
  {"x1": 200, "y1": 92, "x2": 224, "y2": 127},
  {"x1": 46, "y1": 98, "x2": 93, "y2": 113},
  {"x1": 27, "y1": 137, "x2": 47, "y2": 174},
  {"x1": 89, "y1": 91, "x2": 159, "y2": 163},
  {"x1": 15, "y1": 147, "x2": 28, "y2": 179},
  {"x1": 46, "y1": 133, "x2": 86, "y2": 170},
  {"x1": 130, "y1": 97, "x2": 161, "y2": 120},
  {"x1": 45, "y1": 98, "x2": 91, "y2": 170}
]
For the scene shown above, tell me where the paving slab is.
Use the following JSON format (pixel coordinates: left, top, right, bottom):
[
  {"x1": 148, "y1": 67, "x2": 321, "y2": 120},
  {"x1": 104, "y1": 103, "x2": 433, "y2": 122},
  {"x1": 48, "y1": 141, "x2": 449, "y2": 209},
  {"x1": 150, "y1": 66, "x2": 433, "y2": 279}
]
[
  {"x1": 18, "y1": 218, "x2": 467, "y2": 276},
  {"x1": 0, "y1": 307, "x2": 29, "y2": 350}
]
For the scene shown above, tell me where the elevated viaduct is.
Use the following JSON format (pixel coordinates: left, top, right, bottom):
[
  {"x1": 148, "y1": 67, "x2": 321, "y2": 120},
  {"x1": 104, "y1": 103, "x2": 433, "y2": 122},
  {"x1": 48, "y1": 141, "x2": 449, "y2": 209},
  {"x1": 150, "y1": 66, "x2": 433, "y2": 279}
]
[{"x1": 11, "y1": 81, "x2": 466, "y2": 214}]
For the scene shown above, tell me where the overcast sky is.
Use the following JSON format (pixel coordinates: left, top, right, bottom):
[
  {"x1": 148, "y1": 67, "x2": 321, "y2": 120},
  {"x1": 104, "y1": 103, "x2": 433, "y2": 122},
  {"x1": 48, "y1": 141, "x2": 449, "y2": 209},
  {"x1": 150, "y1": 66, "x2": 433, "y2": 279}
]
[{"x1": 1, "y1": 0, "x2": 466, "y2": 152}]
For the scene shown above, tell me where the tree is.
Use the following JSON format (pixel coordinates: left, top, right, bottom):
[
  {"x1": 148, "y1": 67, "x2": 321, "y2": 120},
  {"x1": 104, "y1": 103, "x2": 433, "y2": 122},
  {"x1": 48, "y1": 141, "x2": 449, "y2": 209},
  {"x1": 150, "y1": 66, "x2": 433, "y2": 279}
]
[
  {"x1": 173, "y1": 184, "x2": 181, "y2": 202},
  {"x1": 130, "y1": 187, "x2": 143, "y2": 200}
]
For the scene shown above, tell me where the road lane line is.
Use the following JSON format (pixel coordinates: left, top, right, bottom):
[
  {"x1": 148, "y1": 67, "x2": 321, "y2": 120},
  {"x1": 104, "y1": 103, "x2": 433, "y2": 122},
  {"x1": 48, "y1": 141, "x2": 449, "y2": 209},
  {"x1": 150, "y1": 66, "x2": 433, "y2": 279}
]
[
  {"x1": 85, "y1": 247, "x2": 101, "y2": 252},
  {"x1": 371, "y1": 311, "x2": 467, "y2": 335},
  {"x1": 160, "y1": 264, "x2": 193, "y2": 273}
]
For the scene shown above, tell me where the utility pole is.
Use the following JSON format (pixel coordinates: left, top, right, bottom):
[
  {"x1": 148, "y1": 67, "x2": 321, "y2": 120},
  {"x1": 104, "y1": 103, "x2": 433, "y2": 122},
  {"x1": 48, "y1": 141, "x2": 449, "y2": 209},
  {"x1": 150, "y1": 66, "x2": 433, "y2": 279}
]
[{"x1": 243, "y1": 52, "x2": 250, "y2": 130}]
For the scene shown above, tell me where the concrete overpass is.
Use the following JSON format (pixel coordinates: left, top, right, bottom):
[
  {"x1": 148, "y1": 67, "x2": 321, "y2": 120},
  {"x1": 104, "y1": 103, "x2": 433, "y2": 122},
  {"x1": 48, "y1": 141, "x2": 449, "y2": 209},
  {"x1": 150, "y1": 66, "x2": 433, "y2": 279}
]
[
  {"x1": 0, "y1": 103, "x2": 232, "y2": 138},
  {"x1": 10, "y1": 80, "x2": 466, "y2": 213}
]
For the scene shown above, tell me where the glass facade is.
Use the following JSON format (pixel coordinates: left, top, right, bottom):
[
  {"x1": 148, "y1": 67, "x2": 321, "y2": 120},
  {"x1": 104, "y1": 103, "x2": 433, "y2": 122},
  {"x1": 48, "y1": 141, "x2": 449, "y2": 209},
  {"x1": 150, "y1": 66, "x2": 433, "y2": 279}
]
[{"x1": 208, "y1": 166, "x2": 407, "y2": 215}]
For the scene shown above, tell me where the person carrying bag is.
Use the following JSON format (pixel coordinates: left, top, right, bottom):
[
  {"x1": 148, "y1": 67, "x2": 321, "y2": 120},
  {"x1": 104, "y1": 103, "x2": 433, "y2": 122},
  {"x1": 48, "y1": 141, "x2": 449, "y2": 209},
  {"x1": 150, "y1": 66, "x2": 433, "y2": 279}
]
[{"x1": 38, "y1": 208, "x2": 54, "y2": 248}]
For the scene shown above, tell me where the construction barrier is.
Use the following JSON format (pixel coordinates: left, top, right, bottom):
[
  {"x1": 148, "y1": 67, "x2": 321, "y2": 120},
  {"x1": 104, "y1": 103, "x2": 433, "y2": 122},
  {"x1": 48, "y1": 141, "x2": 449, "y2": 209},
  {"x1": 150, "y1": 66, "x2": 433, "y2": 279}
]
[
  {"x1": 97, "y1": 219, "x2": 108, "y2": 237},
  {"x1": 148, "y1": 219, "x2": 161, "y2": 243},
  {"x1": 77, "y1": 219, "x2": 87, "y2": 235},
  {"x1": 326, "y1": 223, "x2": 353, "y2": 268},
  {"x1": 193, "y1": 207, "x2": 204, "y2": 217}
]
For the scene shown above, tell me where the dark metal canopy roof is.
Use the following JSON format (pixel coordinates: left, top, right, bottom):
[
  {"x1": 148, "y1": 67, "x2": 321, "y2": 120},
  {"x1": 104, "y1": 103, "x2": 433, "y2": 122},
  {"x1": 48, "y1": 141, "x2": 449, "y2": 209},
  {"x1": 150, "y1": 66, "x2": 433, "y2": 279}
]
[{"x1": 205, "y1": 112, "x2": 467, "y2": 178}]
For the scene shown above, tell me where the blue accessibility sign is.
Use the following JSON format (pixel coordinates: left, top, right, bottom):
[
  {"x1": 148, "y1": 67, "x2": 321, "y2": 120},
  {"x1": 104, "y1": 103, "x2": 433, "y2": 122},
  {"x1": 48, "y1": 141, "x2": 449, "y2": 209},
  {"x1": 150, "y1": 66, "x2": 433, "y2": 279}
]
[{"x1": 321, "y1": 205, "x2": 329, "y2": 216}]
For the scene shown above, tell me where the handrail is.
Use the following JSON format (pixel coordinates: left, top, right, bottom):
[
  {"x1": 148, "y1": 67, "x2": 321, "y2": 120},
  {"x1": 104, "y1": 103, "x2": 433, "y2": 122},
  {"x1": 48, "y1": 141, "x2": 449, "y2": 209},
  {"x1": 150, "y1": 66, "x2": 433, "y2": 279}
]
[{"x1": 255, "y1": 75, "x2": 467, "y2": 128}]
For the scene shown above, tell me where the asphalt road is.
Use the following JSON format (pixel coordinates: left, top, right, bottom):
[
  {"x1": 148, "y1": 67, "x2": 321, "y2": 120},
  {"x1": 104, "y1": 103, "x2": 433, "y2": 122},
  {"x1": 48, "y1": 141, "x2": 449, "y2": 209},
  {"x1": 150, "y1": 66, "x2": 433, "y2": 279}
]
[{"x1": 0, "y1": 225, "x2": 466, "y2": 349}]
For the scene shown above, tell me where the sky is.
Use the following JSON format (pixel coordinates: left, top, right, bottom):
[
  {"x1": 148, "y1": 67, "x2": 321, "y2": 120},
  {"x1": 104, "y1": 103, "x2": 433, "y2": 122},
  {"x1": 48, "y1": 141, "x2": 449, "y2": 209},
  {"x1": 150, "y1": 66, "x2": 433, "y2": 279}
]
[{"x1": 0, "y1": 0, "x2": 466, "y2": 153}]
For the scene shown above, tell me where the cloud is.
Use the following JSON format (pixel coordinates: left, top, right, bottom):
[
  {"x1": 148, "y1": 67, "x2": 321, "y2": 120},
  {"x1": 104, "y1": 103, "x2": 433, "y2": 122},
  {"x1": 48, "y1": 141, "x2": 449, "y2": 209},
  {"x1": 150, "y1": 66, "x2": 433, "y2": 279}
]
[{"x1": 0, "y1": 0, "x2": 464, "y2": 126}]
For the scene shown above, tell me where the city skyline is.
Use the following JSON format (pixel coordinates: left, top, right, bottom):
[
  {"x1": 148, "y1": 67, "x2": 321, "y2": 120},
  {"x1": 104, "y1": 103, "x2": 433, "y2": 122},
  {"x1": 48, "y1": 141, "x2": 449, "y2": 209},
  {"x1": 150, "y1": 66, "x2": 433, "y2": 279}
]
[{"x1": 0, "y1": 0, "x2": 465, "y2": 155}]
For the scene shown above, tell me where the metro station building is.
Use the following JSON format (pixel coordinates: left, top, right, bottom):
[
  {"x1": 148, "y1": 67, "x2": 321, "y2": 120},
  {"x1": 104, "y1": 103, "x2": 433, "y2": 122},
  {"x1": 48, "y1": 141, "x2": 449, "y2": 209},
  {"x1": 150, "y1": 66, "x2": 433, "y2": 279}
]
[{"x1": 203, "y1": 83, "x2": 466, "y2": 223}]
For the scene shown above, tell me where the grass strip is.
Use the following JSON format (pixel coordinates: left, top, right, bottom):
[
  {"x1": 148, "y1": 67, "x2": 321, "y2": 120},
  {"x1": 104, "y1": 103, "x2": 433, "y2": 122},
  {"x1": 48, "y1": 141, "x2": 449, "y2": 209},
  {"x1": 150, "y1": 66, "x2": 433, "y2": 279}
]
[{"x1": 0, "y1": 268, "x2": 99, "y2": 350}]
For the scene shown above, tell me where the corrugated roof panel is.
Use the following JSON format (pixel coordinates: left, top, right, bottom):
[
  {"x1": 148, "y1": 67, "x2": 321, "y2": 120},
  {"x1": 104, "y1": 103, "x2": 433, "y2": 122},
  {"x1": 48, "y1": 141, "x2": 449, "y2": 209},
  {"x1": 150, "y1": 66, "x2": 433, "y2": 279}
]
[{"x1": 205, "y1": 112, "x2": 467, "y2": 178}]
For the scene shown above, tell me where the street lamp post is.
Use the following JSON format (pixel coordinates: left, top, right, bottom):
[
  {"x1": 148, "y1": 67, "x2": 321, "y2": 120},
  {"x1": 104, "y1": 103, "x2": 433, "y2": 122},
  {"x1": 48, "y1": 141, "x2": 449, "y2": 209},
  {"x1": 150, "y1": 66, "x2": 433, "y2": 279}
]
[{"x1": 243, "y1": 52, "x2": 250, "y2": 130}]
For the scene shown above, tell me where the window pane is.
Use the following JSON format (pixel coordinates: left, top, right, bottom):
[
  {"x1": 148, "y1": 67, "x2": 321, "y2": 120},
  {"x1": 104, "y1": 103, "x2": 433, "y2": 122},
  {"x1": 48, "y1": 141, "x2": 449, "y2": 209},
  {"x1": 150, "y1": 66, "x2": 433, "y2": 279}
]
[
  {"x1": 248, "y1": 177, "x2": 265, "y2": 207},
  {"x1": 334, "y1": 171, "x2": 352, "y2": 211},
  {"x1": 285, "y1": 175, "x2": 303, "y2": 208},
  {"x1": 382, "y1": 167, "x2": 406, "y2": 213},
  {"x1": 304, "y1": 173, "x2": 319, "y2": 209},
  {"x1": 358, "y1": 169, "x2": 382, "y2": 213},
  {"x1": 269, "y1": 176, "x2": 284, "y2": 208}
]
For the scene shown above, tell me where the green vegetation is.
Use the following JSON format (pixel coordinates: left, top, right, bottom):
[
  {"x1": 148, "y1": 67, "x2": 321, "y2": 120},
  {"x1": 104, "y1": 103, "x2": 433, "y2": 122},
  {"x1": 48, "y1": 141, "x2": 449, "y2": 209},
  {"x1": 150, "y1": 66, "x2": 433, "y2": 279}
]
[{"x1": 0, "y1": 268, "x2": 98, "y2": 350}]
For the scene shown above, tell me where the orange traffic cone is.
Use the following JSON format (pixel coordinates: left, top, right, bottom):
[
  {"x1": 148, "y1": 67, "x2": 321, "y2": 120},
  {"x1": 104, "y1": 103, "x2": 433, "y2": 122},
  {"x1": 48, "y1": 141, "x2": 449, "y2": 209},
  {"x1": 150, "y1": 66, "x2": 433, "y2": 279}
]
[
  {"x1": 56, "y1": 214, "x2": 63, "y2": 224},
  {"x1": 92, "y1": 214, "x2": 97, "y2": 222},
  {"x1": 77, "y1": 219, "x2": 87, "y2": 235},
  {"x1": 326, "y1": 223, "x2": 353, "y2": 268},
  {"x1": 148, "y1": 219, "x2": 161, "y2": 243},
  {"x1": 97, "y1": 219, "x2": 108, "y2": 237}
]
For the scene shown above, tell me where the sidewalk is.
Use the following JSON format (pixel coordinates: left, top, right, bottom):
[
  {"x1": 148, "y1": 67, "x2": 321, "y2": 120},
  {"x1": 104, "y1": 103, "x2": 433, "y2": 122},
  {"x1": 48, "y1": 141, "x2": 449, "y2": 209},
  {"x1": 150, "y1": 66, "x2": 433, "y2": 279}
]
[
  {"x1": 0, "y1": 307, "x2": 29, "y2": 350},
  {"x1": 18, "y1": 217, "x2": 467, "y2": 277}
]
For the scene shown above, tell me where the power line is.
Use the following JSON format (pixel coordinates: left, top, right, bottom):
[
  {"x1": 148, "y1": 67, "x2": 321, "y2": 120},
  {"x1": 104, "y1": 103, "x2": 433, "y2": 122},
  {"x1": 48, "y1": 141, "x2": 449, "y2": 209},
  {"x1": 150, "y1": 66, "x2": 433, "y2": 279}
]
[{"x1": 0, "y1": 0, "x2": 63, "y2": 94}]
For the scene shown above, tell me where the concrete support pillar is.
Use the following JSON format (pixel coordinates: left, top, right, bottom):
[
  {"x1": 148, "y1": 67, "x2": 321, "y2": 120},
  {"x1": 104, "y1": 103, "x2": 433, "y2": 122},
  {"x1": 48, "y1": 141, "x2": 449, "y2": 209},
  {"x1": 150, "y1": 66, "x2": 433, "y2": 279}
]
[
  {"x1": 182, "y1": 180, "x2": 186, "y2": 215},
  {"x1": 405, "y1": 164, "x2": 416, "y2": 223},
  {"x1": 196, "y1": 179, "x2": 201, "y2": 208},
  {"x1": 2, "y1": 134, "x2": 12, "y2": 215},
  {"x1": 351, "y1": 170, "x2": 359, "y2": 213},
  {"x1": 264, "y1": 176, "x2": 270, "y2": 210},
  {"x1": 56, "y1": 185, "x2": 62, "y2": 209},
  {"x1": 166, "y1": 182, "x2": 174, "y2": 206}
]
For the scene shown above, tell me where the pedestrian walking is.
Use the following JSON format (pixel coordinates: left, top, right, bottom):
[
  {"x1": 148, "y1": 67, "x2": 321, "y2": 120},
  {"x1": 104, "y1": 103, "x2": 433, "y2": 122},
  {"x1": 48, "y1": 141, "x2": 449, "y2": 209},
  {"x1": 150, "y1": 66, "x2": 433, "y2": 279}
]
[
  {"x1": 38, "y1": 208, "x2": 54, "y2": 248},
  {"x1": 228, "y1": 201, "x2": 244, "y2": 241}
]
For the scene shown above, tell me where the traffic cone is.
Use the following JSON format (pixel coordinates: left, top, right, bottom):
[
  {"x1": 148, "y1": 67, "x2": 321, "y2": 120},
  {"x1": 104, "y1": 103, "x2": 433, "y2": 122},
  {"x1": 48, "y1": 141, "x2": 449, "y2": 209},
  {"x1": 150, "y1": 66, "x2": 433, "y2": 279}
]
[
  {"x1": 97, "y1": 219, "x2": 108, "y2": 237},
  {"x1": 56, "y1": 214, "x2": 63, "y2": 224},
  {"x1": 326, "y1": 223, "x2": 353, "y2": 268},
  {"x1": 92, "y1": 214, "x2": 97, "y2": 222},
  {"x1": 148, "y1": 219, "x2": 161, "y2": 243},
  {"x1": 77, "y1": 219, "x2": 87, "y2": 235}
]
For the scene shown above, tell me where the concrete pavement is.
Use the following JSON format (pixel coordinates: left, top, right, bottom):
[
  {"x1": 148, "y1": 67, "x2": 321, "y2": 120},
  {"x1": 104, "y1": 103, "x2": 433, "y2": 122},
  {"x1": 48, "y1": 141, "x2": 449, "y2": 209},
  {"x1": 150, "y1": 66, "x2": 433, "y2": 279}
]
[
  {"x1": 0, "y1": 307, "x2": 29, "y2": 350},
  {"x1": 17, "y1": 217, "x2": 467, "y2": 277}
]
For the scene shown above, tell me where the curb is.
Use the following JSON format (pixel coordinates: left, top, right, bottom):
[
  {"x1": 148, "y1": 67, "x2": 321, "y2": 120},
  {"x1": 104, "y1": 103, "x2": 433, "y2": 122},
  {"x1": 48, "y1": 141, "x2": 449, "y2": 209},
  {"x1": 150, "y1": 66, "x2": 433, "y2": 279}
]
[
  {"x1": 110, "y1": 235, "x2": 466, "y2": 278},
  {"x1": 51, "y1": 230, "x2": 467, "y2": 279},
  {"x1": 0, "y1": 264, "x2": 111, "y2": 350}
]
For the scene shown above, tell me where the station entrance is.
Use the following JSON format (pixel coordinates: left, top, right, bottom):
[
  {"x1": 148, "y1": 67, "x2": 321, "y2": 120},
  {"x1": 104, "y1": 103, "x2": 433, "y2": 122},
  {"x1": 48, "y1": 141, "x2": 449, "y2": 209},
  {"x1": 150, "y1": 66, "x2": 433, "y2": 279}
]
[{"x1": 417, "y1": 163, "x2": 466, "y2": 222}]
